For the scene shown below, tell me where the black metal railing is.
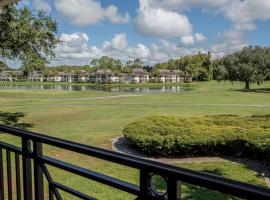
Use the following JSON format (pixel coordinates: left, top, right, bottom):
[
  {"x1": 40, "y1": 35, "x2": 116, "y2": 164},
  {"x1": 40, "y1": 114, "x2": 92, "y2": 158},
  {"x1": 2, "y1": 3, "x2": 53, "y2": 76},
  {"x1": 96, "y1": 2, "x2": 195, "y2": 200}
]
[{"x1": 0, "y1": 125, "x2": 269, "y2": 200}]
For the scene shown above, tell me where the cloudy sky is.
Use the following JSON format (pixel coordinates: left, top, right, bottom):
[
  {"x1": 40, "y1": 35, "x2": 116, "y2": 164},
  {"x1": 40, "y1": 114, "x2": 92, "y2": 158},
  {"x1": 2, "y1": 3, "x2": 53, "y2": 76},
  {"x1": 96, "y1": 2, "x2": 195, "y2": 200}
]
[{"x1": 15, "y1": 0, "x2": 270, "y2": 66}]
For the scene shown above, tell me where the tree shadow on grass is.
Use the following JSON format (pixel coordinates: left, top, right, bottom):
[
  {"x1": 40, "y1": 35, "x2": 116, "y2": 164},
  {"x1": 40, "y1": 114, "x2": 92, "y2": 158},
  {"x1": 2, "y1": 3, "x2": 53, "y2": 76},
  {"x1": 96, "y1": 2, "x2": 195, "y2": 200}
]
[
  {"x1": 235, "y1": 88, "x2": 270, "y2": 93},
  {"x1": 182, "y1": 169, "x2": 240, "y2": 200},
  {"x1": 0, "y1": 111, "x2": 34, "y2": 130}
]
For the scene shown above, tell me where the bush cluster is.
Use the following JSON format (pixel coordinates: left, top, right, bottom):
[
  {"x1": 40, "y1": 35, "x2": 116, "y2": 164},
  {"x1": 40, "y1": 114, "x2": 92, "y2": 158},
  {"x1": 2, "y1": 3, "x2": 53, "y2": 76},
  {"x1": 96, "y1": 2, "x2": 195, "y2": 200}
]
[{"x1": 123, "y1": 115, "x2": 270, "y2": 161}]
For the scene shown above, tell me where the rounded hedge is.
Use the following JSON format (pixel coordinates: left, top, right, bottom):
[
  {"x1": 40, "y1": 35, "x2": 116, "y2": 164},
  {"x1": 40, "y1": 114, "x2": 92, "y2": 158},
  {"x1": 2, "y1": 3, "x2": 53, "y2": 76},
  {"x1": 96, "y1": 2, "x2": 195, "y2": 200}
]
[{"x1": 123, "y1": 115, "x2": 270, "y2": 161}]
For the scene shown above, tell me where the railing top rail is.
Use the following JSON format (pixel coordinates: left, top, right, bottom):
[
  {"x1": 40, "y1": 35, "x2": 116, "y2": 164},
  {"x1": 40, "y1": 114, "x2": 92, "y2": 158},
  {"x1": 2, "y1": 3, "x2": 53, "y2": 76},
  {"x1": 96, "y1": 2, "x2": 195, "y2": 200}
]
[{"x1": 1, "y1": 124, "x2": 270, "y2": 199}]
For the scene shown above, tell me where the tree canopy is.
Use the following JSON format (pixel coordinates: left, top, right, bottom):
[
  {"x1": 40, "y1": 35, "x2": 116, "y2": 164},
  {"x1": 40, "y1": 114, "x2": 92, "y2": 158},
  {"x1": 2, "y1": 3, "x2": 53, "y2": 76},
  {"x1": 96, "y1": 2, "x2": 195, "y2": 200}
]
[
  {"x1": 153, "y1": 52, "x2": 212, "y2": 81},
  {"x1": 215, "y1": 46, "x2": 270, "y2": 89},
  {"x1": 0, "y1": 4, "x2": 58, "y2": 74},
  {"x1": 90, "y1": 56, "x2": 144, "y2": 73}
]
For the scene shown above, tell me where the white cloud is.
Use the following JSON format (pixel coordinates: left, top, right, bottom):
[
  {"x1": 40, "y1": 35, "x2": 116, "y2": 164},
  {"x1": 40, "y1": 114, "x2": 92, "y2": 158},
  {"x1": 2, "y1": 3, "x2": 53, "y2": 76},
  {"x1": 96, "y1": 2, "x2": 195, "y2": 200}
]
[
  {"x1": 32, "y1": 0, "x2": 52, "y2": 12},
  {"x1": 152, "y1": 0, "x2": 231, "y2": 10},
  {"x1": 52, "y1": 32, "x2": 208, "y2": 66},
  {"x1": 49, "y1": 30, "x2": 246, "y2": 66},
  {"x1": 151, "y1": 0, "x2": 270, "y2": 32},
  {"x1": 222, "y1": 0, "x2": 270, "y2": 29},
  {"x1": 105, "y1": 5, "x2": 130, "y2": 24},
  {"x1": 135, "y1": 0, "x2": 193, "y2": 38},
  {"x1": 142, "y1": 0, "x2": 270, "y2": 56},
  {"x1": 52, "y1": 33, "x2": 102, "y2": 65},
  {"x1": 194, "y1": 33, "x2": 206, "y2": 42},
  {"x1": 55, "y1": 0, "x2": 130, "y2": 26},
  {"x1": 181, "y1": 36, "x2": 195, "y2": 46},
  {"x1": 209, "y1": 29, "x2": 247, "y2": 58},
  {"x1": 102, "y1": 33, "x2": 150, "y2": 60},
  {"x1": 149, "y1": 39, "x2": 207, "y2": 64},
  {"x1": 128, "y1": 44, "x2": 151, "y2": 59},
  {"x1": 52, "y1": 32, "x2": 152, "y2": 65},
  {"x1": 180, "y1": 33, "x2": 206, "y2": 46},
  {"x1": 103, "y1": 33, "x2": 128, "y2": 51}
]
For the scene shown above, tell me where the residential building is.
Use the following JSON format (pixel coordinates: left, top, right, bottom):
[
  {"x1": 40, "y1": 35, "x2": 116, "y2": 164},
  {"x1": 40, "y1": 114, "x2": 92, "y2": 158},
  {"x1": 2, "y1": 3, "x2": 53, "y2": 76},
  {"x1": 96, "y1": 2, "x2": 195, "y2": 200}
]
[
  {"x1": 132, "y1": 69, "x2": 149, "y2": 83},
  {"x1": 28, "y1": 71, "x2": 44, "y2": 82},
  {"x1": 0, "y1": 70, "x2": 23, "y2": 82},
  {"x1": 0, "y1": 68, "x2": 190, "y2": 84},
  {"x1": 92, "y1": 69, "x2": 119, "y2": 83},
  {"x1": 119, "y1": 73, "x2": 131, "y2": 83},
  {"x1": 154, "y1": 69, "x2": 184, "y2": 83},
  {"x1": 51, "y1": 74, "x2": 62, "y2": 82}
]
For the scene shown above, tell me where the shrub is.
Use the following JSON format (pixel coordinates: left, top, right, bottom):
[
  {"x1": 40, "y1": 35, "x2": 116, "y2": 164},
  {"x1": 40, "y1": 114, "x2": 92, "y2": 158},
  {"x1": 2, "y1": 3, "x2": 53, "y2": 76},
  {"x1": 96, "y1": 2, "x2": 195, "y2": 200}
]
[{"x1": 123, "y1": 115, "x2": 270, "y2": 161}]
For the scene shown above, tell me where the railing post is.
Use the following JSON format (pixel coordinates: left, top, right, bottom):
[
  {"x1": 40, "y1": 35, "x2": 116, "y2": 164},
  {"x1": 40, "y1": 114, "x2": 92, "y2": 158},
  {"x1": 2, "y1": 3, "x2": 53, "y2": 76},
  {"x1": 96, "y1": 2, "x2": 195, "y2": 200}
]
[
  {"x1": 0, "y1": 148, "x2": 4, "y2": 200},
  {"x1": 167, "y1": 176, "x2": 181, "y2": 200},
  {"x1": 34, "y1": 142, "x2": 44, "y2": 200},
  {"x1": 22, "y1": 138, "x2": 33, "y2": 200},
  {"x1": 49, "y1": 184, "x2": 54, "y2": 200},
  {"x1": 137, "y1": 169, "x2": 150, "y2": 200}
]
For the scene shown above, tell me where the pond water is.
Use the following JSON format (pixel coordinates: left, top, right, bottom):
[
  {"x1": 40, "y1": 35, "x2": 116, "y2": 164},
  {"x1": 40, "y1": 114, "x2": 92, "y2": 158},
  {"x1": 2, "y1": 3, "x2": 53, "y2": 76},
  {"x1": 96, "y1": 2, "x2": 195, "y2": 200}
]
[{"x1": 0, "y1": 84, "x2": 190, "y2": 93}]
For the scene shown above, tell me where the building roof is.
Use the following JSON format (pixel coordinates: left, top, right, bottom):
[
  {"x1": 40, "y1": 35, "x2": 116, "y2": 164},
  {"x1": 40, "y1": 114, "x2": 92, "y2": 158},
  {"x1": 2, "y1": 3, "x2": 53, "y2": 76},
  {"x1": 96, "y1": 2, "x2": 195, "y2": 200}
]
[
  {"x1": 29, "y1": 71, "x2": 43, "y2": 76},
  {"x1": 119, "y1": 73, "x2": 129, "y2": 77},
  {"x1": 158, "y1": 69, "x2": 183, "y2": 76},
  {"x1": 0, "y1": 70, "x2": 23, "y2": 76},
  {"x1": 95, "y1": 69, "x2": 114, "y2": 75},
  {"x1": 132, "y1": 68, "x2": 149, "y2": 76},
  {"x1": 58, "y1": 72, "x2": 75, "y2": 76}
]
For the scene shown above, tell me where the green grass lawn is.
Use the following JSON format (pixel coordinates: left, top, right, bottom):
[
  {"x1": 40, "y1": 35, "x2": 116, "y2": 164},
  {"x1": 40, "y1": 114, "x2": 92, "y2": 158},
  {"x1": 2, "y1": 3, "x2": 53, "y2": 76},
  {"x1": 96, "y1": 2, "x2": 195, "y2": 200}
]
[
  {"x1": 178, "y1": 161, "x2": 267, "y2": 200},
  {"x1": 0, "y1": 81, "x2": 269, "y2": 199}
]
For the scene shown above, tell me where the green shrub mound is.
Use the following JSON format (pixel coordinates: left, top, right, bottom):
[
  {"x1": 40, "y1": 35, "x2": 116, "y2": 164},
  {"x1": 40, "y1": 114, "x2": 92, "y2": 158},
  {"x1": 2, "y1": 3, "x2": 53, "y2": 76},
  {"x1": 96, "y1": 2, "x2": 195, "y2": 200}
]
[{"x1": 123, "y1": 115, "x2": 270, "y2": 160}]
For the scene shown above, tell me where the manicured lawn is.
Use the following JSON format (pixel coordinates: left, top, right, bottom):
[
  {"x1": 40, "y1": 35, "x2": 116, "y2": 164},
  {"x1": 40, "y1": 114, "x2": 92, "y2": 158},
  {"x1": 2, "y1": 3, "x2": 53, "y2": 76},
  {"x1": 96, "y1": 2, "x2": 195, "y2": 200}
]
[
  {"x1": 179, "y1": 161, "x2": 267, "y2": 200},
  {"x1": 0, "y1": 81, "x2": 269, "y2": 199}
]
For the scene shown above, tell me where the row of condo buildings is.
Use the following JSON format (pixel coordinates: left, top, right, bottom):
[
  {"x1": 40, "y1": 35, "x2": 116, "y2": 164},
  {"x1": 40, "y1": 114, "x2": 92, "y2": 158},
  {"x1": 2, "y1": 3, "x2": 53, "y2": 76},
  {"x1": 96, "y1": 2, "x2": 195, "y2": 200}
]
[{"x1": 0, "y1": 69, "x2": 192, "y2": 83}]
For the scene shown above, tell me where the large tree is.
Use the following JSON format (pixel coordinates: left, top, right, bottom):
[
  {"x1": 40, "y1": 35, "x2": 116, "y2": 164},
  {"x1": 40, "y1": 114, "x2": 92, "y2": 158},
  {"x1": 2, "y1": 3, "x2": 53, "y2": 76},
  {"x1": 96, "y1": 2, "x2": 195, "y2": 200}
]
[
  {"x1": 0, "y1": 4, "x2": 58, "y2": 73},
  {"x1": 223, "y1": 46, "x2": 268, "y2": 90}
]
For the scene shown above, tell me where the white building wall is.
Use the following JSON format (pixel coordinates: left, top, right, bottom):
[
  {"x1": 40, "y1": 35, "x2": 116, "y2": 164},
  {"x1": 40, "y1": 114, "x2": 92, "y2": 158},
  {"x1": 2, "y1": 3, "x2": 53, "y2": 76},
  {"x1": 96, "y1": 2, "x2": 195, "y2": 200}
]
[
  {"x1": 132, "y1": 76, "x2": 140, "y2": 83},
  {"x1": 53, "y1": 76, "x2": 62, "y2": 82},
  {"x1": 109, "y1": 76, "x2": 119, "y2": 83}
]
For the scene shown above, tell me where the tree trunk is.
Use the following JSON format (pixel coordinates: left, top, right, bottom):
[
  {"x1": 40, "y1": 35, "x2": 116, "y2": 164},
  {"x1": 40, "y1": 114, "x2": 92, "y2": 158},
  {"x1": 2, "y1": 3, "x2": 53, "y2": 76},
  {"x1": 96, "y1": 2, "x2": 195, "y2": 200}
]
[{"x1": 245, "y1": 81, "x2": 250, "y2": 90}]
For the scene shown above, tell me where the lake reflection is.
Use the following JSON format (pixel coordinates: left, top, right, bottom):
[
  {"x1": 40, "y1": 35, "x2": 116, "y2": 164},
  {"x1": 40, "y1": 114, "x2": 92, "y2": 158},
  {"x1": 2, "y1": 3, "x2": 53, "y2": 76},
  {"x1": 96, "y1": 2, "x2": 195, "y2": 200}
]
[{"x1": 0, "y1": 84, "x2": 189, "y2": 93}]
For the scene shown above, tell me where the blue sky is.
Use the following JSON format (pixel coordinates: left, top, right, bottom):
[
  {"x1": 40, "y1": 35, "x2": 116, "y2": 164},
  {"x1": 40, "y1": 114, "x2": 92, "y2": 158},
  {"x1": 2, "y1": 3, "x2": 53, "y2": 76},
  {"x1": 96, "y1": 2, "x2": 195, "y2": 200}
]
[{"x1": 14, "y1": 0, "x2": 270, "y2": 66}]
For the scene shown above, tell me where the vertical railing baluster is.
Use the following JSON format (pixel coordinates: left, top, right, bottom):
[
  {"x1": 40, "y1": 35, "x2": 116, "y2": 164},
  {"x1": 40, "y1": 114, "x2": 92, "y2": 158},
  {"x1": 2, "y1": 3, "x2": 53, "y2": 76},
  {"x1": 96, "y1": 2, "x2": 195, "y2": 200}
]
[
  {"x1": 6, "y1": 151, "x2": 12, "y2": 200},
  {"x1": 0, "y1": 148, "x2": 4, "y2": 200},
  {"x1": 34, "y1": 142, "x2": 44, "y2": 200},
  {"x1": 138, "y1": 169, "x2": 149, "y2": 200},
  {"x1": 49, "y1": 184, "x2": 54, "y2": 200},
  {"x1": 15, "y1": 153, "x2": 21, "y2": 200},
  {"x1": 167, "y1": 176, "x2": 179, "y2": 200},
  {"x1": 22, "y1": 138, "x2": 33, "y2": 200}
]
